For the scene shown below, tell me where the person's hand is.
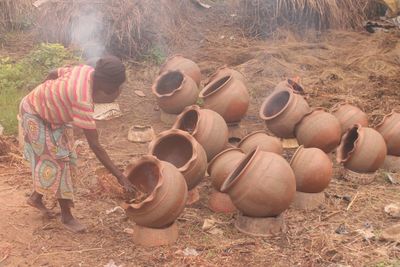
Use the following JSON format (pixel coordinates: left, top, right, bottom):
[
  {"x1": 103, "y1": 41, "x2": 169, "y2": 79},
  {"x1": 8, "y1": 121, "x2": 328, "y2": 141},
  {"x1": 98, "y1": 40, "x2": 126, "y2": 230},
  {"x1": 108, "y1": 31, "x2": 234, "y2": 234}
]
[{"x1": 121, "y1": 177, "x2": 136, "y2": 194}]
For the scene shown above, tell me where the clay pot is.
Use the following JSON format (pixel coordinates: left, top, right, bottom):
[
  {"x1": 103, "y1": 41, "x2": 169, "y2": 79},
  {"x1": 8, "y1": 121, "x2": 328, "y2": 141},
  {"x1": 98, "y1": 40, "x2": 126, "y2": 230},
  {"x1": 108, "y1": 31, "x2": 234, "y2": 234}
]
[
  {"x1": 238, "y1": 131, "x2": 283, "y2": 155},
  {"x1": 159, "y1": 55, "x2": 201, "y2": 86},
  {"x1": 337, "y1": 124, "x2": 387, "y2": 173},
  {"x1": 221, "y1": 148, "x2": 296, "y2": 217},
  {"x1": 290, "y1": 146, "x2": 332, "y2": 193},
  {"x1": 149, "y1": 129, "x2": 207, "y2": 190},
  {"x1": 274, "y1": 78, "x2": 304, "y2": 94},
  {"x1": 205, "y1": 66, "x2": 246, "y2": 86},
  {"x1": 295, "y1": 108, "x2": 342, "y2": 153},
  {"x1": 173, "y1": 105, "x2": 228, "y2": 161},
  {"x1": 199, "y1": 75, "x2": 249, "y2": 123},
  {"x1": 208, "y1": 148, "x2": 245, "y2": 191},
  {"x1": 259, "y1": 89, "x2": 310, "y2": 138},
  {"x1": 152, "y1": 70, "x2": 198, "y2": 114},
  {"x1": 124, "y1": 156, "x2": 188, "y2": 228},
  {"x1": 331, "y1": 103, "x2": 368, "y2": 134},
  {"x1": 376, "y1": 110, "x2": 400, "y2": 156}
]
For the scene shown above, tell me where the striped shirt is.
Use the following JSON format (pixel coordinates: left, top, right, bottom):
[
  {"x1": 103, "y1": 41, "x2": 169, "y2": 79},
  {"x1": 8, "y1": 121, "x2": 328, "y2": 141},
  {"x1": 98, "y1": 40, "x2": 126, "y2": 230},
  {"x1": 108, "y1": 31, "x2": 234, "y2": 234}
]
[{"x1": 26, "y1": 65, "x2": 96, "y2": 129}]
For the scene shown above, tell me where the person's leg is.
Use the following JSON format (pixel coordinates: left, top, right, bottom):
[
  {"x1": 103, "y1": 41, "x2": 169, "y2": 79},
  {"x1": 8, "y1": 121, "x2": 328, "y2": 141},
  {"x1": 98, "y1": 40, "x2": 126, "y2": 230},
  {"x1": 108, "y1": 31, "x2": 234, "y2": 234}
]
[
  {"x1": 58, "y1": 199, "x2": 86, "y2": 233},
  {"x1": 27, "y1": 191, "x2": 56, "y2": 218}
]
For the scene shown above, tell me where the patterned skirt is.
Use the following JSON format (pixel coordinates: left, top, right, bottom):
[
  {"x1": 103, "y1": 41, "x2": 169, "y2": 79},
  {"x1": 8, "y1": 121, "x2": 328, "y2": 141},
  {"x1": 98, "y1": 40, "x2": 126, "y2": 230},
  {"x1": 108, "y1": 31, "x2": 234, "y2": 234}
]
[{"x1": 19, "y1": 97, "x2": 77, "y2": 200}]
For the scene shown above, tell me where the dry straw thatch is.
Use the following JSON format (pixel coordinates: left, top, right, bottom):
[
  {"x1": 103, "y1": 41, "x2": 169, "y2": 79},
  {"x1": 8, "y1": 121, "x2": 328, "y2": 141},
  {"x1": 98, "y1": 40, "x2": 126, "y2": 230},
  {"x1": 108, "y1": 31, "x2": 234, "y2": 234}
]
[{"x1": 240, "y1": 0, "x2": 384, "y2": 37}]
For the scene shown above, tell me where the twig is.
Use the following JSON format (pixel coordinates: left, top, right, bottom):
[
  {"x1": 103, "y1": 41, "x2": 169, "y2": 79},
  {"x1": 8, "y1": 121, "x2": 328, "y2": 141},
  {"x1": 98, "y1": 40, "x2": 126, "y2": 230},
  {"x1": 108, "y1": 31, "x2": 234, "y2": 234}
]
[
  {"x1": 322, "y1": 210, "x2": 342, "y2": 221},
  {"x1": 32, "y1": 248, "x2": 104, "y2": 264},
  {"x1": 346, "y1": 191, "x2": 359, "y2": 211},
  {"x1": 0, "y1": 253, "x2": 9, "y2": 264}
]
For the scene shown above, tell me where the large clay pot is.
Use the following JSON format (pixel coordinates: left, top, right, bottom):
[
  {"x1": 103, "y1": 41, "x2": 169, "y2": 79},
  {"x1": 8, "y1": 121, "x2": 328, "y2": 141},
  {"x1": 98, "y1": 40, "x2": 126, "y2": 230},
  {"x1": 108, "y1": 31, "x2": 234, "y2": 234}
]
[
  {"x1": 152, "y1": 70, "x2": 198, "y2": 114},
  {"x1": 295, "y1": 108, "x2": 342, "y2": 153},
  {"x1": 199, "y1": 75, "x2": 249, "y2": 123},
  {"x1": 290, "y1": 146, "x2": 332, "y2": 193},
  {"x1": 149, "y1": 129, "x2": 207, "y2": 190},
  {"x1": 205, "y1": 66, "x2": 246, "y2": 86},
  {"x1": 274, "y1": 78, "x2": 304, "y2": 94},
  {"x1": 238, "y1": 131, "x2": 283, "y2": 155},
  {"x1": 376, "y1": 110, "x2": 400, "y2": 156},
  {"x1": 172, "y1": 105, "x2": 228, "y2": 161},
  {"x1": 207, "y1": 148, "x2": 245, "y2": 191},
  {"x1": 337, "y1": 124, "x2": 387, "y2": 173},
  {"x1": 259, "y1": 89, "x2": 310, "y2": 138},
  {"x1": 331, "y1": 103, "x2": 368, "y2": 134},
  {"x1": 159, "y1": 55, "x2": 201, "y2": 86},
  {"x1": 124, "y1": 156, "x2": 188, "y2": 228},
  {"x1": 221, "y1": 148, "x2": 296, "y2": 217}
]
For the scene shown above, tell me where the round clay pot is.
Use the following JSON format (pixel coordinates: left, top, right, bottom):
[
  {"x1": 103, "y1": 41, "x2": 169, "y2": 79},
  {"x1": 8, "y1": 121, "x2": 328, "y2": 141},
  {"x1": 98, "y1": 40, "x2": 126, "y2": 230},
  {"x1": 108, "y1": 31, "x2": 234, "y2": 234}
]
[
  {"x1": 208, "y1": 148, "x2": 245, "y2": 191},
  {"x1": 199, "y1": 75, "x2": 249, "y2": 123},
  {"x1": 337, "y1": 124, "x2": 387, "y2": 173},
  {"x1": 259, "y1": 89, "x2": 311, "y2": 138},
  {"x1": 159, "y1": 55, "x2": 201, "y2": 86},
  {"x1": 295, "y1": 108, "x2": 342, "y2": 153},
  {"x1": 274, "y1": 79, "x2": 304, "y2": 94},
  {"x1": 290, "y1": 146, "x2": 332, "y2": 193},
  {"x1": 149, "y1": 129, "x2": 207, "y2": 190},
  {"x1": 331, "y1": 103, "x2": 368, "y2": 134},
  {"x1": 124, "y1": 156, "x2": 188, "y2": 228},
  {"x1": 221, "y1": 148, "x2": 296, "y2": 217},
  {"x1": 152, "y1": 70, "x2": 198, "y2": 114},
  {"x1": 238, "y1": 130, "x2": 283, "y2": 155},
  {"x1": 173, "y1": 105, "x2": 228, "y2": 161},
  {"x1": 205, "y1": 66, "x2": 246, "y2": 86},
  {"x1": 376, "y1": 110, "x2": 400, "y2": 156}
]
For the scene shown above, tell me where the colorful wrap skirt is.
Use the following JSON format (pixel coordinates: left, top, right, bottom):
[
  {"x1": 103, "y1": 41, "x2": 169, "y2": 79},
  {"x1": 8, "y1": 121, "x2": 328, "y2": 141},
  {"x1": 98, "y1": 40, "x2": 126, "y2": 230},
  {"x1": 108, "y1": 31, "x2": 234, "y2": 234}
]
[{"x1": 19, "y1": 97, "x2": 77, "y2": 200}]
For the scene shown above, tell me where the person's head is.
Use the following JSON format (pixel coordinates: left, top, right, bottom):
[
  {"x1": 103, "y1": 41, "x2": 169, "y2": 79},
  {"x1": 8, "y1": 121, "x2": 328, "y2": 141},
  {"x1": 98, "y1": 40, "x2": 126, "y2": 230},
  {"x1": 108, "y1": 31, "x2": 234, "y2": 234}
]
[{"x1": 92, "y1": 56, "x2": 126, "y2": 103}]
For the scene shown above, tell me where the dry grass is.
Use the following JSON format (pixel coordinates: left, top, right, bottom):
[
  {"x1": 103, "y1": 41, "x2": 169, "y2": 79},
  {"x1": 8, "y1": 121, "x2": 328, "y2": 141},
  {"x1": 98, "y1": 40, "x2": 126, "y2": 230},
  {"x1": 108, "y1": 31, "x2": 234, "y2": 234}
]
[{"x1": 0, "y1": 0, "x2": 35, "y2": 32}]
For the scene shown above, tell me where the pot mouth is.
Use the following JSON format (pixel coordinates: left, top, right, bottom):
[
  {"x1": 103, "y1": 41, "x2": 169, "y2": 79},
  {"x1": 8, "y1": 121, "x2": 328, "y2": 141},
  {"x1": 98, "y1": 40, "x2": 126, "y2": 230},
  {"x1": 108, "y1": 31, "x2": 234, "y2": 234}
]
[
  {"x1": 220, "y1": 147, "x2": 258, "y2": 193},
  {"x1": 376, "y1": 110, "x2": 399, "y2": 130},
  {"x1": 287, "y1": 78, "x2": 304, "y2": 94},
  {"x1": 259, "y1": 89, "x2": 292, "y2": 120},
  {"x1": 337, "y1": 124, "x2": 361, "y2": 163},
  {"x1": 174, "y1": 107, "x2": 200, "y2": 135},
  {"x1": 152, "y1": 70, "x2": 184, "y2": 97},
  {"x1": 289, "y1": 145, "x2": 305, "y2": 165},
  {"x1": 237, "y1": 130, "x2": 267, "y2": 147},
  {"x1": 207, "y1": 147, "x2": 244, "y2": 174},
  {"x1": 199, "y1": 75, "x2": 232, "y2": 98}
]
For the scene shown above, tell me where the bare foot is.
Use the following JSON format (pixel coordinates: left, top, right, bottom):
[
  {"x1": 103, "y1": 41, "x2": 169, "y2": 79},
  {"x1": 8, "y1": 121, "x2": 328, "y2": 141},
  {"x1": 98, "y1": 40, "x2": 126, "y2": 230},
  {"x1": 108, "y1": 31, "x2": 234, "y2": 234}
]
[
  {"x1": 61, "y1": 218, "x2": 87, "y2": 233},
  {"x1": 27, "y1": 196, "x2": 57, "y2": 219}
]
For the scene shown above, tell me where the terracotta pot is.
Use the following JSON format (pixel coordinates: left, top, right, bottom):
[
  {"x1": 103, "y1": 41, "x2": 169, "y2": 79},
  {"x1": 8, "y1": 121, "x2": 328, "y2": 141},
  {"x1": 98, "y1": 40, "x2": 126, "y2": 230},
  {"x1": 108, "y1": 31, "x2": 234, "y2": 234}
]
[
  {"x1": 331, "y1": 103, "x2": 368, "y2": 134},
  {"x1": 172, "y1": 105, "x2": 228, "y2": 161},
  {"x1": 221, "y1": 148, "x2": 296, "y2": 217},
  {"x1": 124, "y1": 156, "x2": 188, "y2": 228},
  {"x1": 205, "y1": 66, "x2": 246, "y2": 86},
  {"x1": 199, "y1": 75, "x2": 249, "y2": 123},
  {"x1": 290, "y1": 146, "x2": 332, "y2": 193},
  {"x1": 152, "y1": 70, "x2": 198, "y2": 114},
  {"x1": 238, "y1": 130, "x2": 283, "y2": 155},
  {"x1": 149, "y1": 129, "x2": 207, "y2": 190},
  {"x1": 295, "y1": 108, "x2": 342, "y2": 153},
  {"x1": 274, "y1": 79, "x2": 304, "y2": 94},
  {"x1": 259, "y1": 89, "x2": 310, "y2": 138},
  {"x1": 207, "y1": 148, "x2": 245, "y2": 191},
  {"x1": 159, "y1": 55, "x2": 201, "y2": 86},
  {"x1": 337, "y1": 124, "x2": 387, "y2": 173},
  {"x1": 376, "y1": 110, "x2": 400, "y2": 156}
]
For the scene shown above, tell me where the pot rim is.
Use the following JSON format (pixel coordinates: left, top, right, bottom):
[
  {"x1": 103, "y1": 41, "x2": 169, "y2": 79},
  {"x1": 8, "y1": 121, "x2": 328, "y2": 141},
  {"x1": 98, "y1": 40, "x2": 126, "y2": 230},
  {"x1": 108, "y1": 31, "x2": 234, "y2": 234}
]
[
  {"x1": 151, "y1": 70, "x2": 191, "y2": 98},
  {"x1": 259, "y1": 89, "x2": 294, "y2": 121},
  {"x1": 375, "y1": 109, "x2": 399, "y2": 130},
  {"x1": 148, "y1": 129, "x2": 199, "y2": 173},
  {"x1": 237, "y1": 130, "x2": 268, "y2": 148},
  {"x1": 124, "y1": 155, "x2": 165, "y2": 209},
  {"x1": 220, "y1": 147, "x2": 260, "y2": 193},
  {"x1": 172, "y1": 105, "x2": 202, "y2": 136},
  {"x1": 336, "y1": 124, "x2": 362, "y2": 163},
  {"x1": 294, "y1": 107, "x2": 327, "y2": 131},
  {"x1": 159, "y1": 54, "x2": 185, "y2": 74},
  {"x1": 199, "y1": 74, "x2": 233, "y2": 98},
  {"x1": 289, "y1": 145, "x2": 305, "y2": 166},
  {"x1": 205, "y1": 65, "x2": 246, "y2": 85},
  {"x1": 207, "y1": 147, "x2": 244, "y2": 174}
]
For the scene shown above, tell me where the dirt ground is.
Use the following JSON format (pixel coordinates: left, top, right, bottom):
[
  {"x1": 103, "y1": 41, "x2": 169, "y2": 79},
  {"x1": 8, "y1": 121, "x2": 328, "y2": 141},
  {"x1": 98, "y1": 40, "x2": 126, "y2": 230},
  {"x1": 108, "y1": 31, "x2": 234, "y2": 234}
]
[{"x1": 1, "y1": 3, "x2": 400, "y2": 266}]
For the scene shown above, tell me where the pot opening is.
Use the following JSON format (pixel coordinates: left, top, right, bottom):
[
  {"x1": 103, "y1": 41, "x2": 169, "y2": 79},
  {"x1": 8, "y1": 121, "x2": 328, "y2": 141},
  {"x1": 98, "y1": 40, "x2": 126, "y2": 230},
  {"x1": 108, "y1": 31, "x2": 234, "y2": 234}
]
[
  {"x1": 127, "y1": 162, "x2": 160, "y2": 203},
  {"x1": 177, "y1": 110, "x2": 198, "y2": 134},
  {"x1": 156, "y1": 71, "x2": 184, "y2": 95},
  {"x1": 340, "y1": 126, "x2": 359, "y2": 160},
  {"x1": 288, "y1": 78, "x2": 304, "y2": 93},
  {"x1": 203, "y1": 76, "x2": 230, "y2": 97},
  {"x1": 262, "y1": 90, "x2": 290, "y2": 118},
  {"x1": 153, "y1": 135, "x2": 193, "y2": 168}
]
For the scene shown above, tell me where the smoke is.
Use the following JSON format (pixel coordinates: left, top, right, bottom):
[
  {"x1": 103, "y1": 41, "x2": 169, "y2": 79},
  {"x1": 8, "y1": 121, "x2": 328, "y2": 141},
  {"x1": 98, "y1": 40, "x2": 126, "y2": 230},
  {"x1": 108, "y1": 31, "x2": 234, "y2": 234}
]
[{"x1": 70, "y1": 8, "x2": 105, "y2": 60}]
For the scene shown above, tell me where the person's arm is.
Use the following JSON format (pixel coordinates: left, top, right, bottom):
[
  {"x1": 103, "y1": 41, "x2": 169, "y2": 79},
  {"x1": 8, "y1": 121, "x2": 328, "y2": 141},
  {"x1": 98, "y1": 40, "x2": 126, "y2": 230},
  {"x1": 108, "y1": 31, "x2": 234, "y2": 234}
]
[{"x1": 83, "y1": 128, "x2": 134, "y2": 192}]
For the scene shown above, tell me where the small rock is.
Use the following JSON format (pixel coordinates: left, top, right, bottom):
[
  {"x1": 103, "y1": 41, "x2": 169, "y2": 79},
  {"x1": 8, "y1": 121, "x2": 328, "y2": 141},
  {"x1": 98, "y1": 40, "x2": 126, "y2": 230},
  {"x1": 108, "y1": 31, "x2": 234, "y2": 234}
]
[
  {"x1": 123, "y1": 228, "x2": 134, "y2": 235},
  {"x1": 384, "y1": 203, "x2": 400, "y2": 218},
  {"x1": 183, "y1": 247, "x2": 199, "y2": 257},
  {"x1": 134, "y1": 90, "x2": 146, "y2": 97},
  {"x1": 202, "y1": 218, "x2": 216, "y2": 231},
  {"x1": 208, "y1": 228, "x2": 224, "y2": 235},
  {"x1": 356, "y1": 228, "x2": 375, "y2": 241},
  {"x1": 335, "y1": 224, "x2": 348, "y2": 235}
]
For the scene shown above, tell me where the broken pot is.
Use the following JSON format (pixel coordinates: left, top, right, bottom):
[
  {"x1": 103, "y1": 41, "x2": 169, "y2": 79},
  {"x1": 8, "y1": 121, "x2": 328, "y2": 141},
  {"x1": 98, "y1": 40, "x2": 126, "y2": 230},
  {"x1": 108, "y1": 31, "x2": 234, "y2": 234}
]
[
  {"x1": 274, "y1": 78, "x2": 305, "y2": 94},
  {"x1": 331, "y1": 103, "x2": 369, "y2": 135},
  {"x1": 376, "y1": 110, "x2": 400, "y2": 156},
  {"x1": 159, "y1": 55, "x2": 201, "y2": 86},
  {"x1": 238, "y1": 130, "x2": 283, "y2": 155},
  {"x1": 205, "y1": 66, "x2": 246, "y2": 86}
]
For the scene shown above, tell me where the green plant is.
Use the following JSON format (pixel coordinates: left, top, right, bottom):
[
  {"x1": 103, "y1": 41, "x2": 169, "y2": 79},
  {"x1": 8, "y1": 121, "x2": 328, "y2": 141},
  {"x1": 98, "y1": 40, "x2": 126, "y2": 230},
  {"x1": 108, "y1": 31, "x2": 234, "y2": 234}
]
[{"x1": 144, "y1": 45, "x2": 167, "y2": 65}]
